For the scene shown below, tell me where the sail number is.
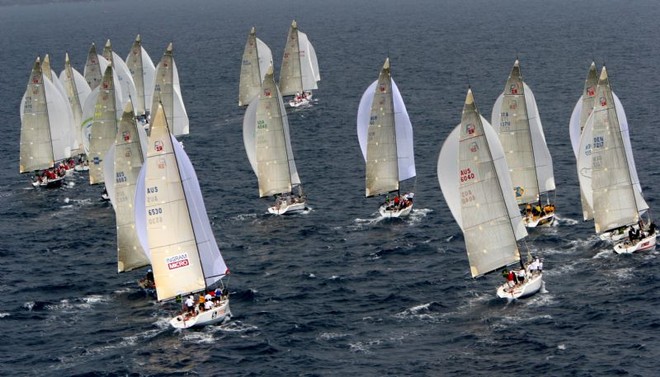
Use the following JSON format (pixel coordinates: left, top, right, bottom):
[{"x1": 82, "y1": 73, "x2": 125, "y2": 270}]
[
  {"x1": 116, "y1": 171, "x2": 127, "y2": 183},
  {"x1": 148, "y1": 208, "x2": 162, "y2": 216},
  {"x1": 147, "y1": 186, "x2": 159, "y2": 194},
  {"x1": 460, "y1": 168, "x2": 475, "y2": 183},
  {"x1": 593, "y1": 136, "x2": 604, "y2": 149},
  {"x1": 257, "y1": 120, "x2": 267, "y2": 129},
  {"x1": 461, "y1": 189, "x2": 476, "y2": 204}
]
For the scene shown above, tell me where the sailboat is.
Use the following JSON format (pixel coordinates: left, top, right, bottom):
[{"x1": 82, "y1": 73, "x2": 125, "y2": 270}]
[
  {"x1": 278, "y1": 20, "x2": 320, "y2": 108},
  {"x1": 87, "y1": 64, "x2": 119, "y2": 186},
  {"x1": 102, "y1": 39, "x2": 137, "y2": 111},
  {"x1": 438, "y1": 88, "x2": 543, "y2": 299},
  {"x1": 125, "y1": 34, "x2": 156, "y2": 124},
  {"x1": 577, "y1": 66, "x2": 656, "y2": 253},
  {"x1": 491, "y1": 59, "x2": 556, "y2": 228},
  {"x1": 135, "y1": 103, "x2": 231, "y2": 328},
  {"x1": 243, "y1": 66, "x2": 307, "y2": 215},
  {"x1": 357, "y1": 58, "x2": 415, "y2": 218},
  {"x1": 239, "y1": 27, "x2": 273, "y2": 107},
  {"x1": 19, "y1": 57, "x2": 73, "y2": 188},
  {"x1": 149, "y1": 42, "x2": 189, "y2": 137},
  {"x1": 83, "y1": 43, "x2": 105, "y2": 91},
  {"x1": 101, "y1": 101, "x2": 150, "y2": 273}
]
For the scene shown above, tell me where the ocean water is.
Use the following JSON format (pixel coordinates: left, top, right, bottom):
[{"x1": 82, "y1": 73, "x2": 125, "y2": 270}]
[{"x1": 1, "y1": 0, "x2": 659, "y2": 375}]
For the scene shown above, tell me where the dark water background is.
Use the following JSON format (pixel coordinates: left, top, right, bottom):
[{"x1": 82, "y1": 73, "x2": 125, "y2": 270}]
[{"x1": 0, "y1": 0, "x2": 659, "y2": 375}]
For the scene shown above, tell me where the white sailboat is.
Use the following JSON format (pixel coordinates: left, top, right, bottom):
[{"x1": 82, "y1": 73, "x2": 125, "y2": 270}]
[
  {"x1": 87, "y1": 64, "x2": 119, "y2": 185},
  {"x1": 278, "y1": 20, "x2": 320, "y2": 107},
  {"x1": 243, "y1": 66, "x2": 307, "y2": 215},
  {"x1": 577, "y1": 66, "x2": 656, "y2": 253},
  {"x1": 357, "y1": 58, "x2": 415, "y2": 218},
  {"x1": 101, "y1": 101, "x2": 150, "y2": 272},
  {"x1": 439, "y1": 88, "x2": 542, "y2": 299},
  {"x1": 19, "y1": 57, "x2": 72, "y2": 188},
  {"x1": 150, "y1": 43, "x2": 189, "y2": 137},
  {"x1": 126, "y1": 34, "x2": 156, "y2": 124},
  {"x1": 135, "y1": 103, "x2": 231, "y2": 328},
  {"x1": 491, "y1": 59, "x2": 556, "y2": 228},
  {"x1": 59, "y1": 52, "x2": 92, "y2": 156},
  {"x1": 239, "y1": 27, "x2": 274, "y2": 107}
]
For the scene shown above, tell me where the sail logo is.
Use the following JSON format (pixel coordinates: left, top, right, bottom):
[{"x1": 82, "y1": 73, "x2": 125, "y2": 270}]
[
  {"x1": 166, "y1": 253, "x2": 190, "y2": 270},
  {"x1": 514, "y1": 186, "x2": 525, "y2": 198},
  {"x1": 599, "y1": 96, "x2": 607, "y2": 107},
  {"x1": 158, "y1": 158, "x2": 166, "y2": 169},
  {"x1": 379, "y1": 84, "x2": 387, "y2": 93},
  {"x1": 509, "y1": 83, "x2": 519, "y2": 94},
  {"x1": 587, "y1": 86, "x2": 595, "y2": 97},
  {"x1": 469, "y1": 142, "x2": 479, "y2": 153},
  {"x1": 466, "y1": 123, "x2": 475, "y2": 135},
  {"x1": 122, "y1": 131, "x2": 131, "y2": 142},
  {"x1": 154, "y1": 140, "x2": 164, "y2": 152},
  {"x1": 460, "y1": 168, "x2": 475, "y2": 183},
  {"x1": 263, "y1": 88, "x2": 271, "y2": 97},
  {"x1": 509, "y1": 100, "x2": 517, "y2": 110}
]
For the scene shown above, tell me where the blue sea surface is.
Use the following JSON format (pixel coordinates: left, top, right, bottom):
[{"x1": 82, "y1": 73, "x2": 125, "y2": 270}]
[{"x1": 0, "y1": 0, "x2": 659, "y2": 375}]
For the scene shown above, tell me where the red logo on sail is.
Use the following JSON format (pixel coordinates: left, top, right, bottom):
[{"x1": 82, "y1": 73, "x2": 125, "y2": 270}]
[
  {"x1": 510, "y1": 83, "x2": 519, "y2": 94},
  {"x1": 166, "y1": 253, "x2": 190, "y2": 270},
  {"x1": 154, "y1": 140, "x2": 164, "y2": 152},
  {"x1": 122, "y1": 131, "x2": 130, "y2": 142},
  {"x1": 470, "y1": 142, "x2": 479, "y2": 153},
  {"x1": 466, "y1": 123, "x2": 475, "y2": 135},
  {"x1": 599, "y1": 96, "x2": 607, "y2": 106},
  {"x1": 264, "y1": 88, "x2": 271, "y2": 97},
  {"x1": 379, "y1": 84, "x2": 387, "y2": 93},
  {"x1": 586, "y1": 86, "x2": 595, "y2": 97}
]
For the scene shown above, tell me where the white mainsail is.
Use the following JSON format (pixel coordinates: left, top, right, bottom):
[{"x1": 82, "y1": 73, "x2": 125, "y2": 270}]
[
  {"x1": 84, "y1": 43, "x2": 105, "y2": 91},
  {"x1": 239, "y1": 27, "x2": 274, "y2": 106},
  {"x1": 135, "y1": 103, "x2": 228, "y2": 302},
  {"x1": 20, "y1": 57, "x2": 72, "y2": 172},
  {"x1": 59, "y1": 52, "x2": 92, "y2": 155},
  {"x1": 439, "y1": 88, "x2": 526, "y2": 277},
  {"x1": 278, "y1": 20, "x2": 320, "y2": 96},
  {"x1": 102, "y1": 101, "x2": 150, "y2": 272},
  {"x1": 102, "y1": 39, "x2": 136, "y2": 110},
  {"x1": 357, "y1": 58, "x2": 415, "y2": 197},
  {"x1": 88, "y1": 65, "x2": 118, "y2": 185},
  {"x1": 491, "y1": 60, "x2": 555, "y2": 205},
  {"x1": 587, "y1": 67, "x2": 648, "y2": 233},
  {"x1": 126, "y1": 34, "x2": 156, "y2": 117},
  {"x1": 150, "y1": 43, "x2": 189, "y2": 136},
  {"x1": 243, "y1": 66, "x2": 301, "y2": 197}
]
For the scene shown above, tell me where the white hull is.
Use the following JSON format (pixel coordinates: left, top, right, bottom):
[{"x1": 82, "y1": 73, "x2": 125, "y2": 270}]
[
  {"x1": 613, "y1": 233, "x2": 657, "y2": 254},
  {"x1": 378, "y1": 202, "x2": 413, "y2": 218},
  {"x1": 74, "y1": 164, "x2": 89, "y2": 172},
  {"x1": 288, "y1": 98, "x2": 310, "y2": 108},
  {"x1": 170, "y1": 299, "x2": 231, "y2": 329},
  {"x1": 268, "y1": 199, "x2": 307, "y2": 215},
  {"x1": 524, "y1": 212, "x2": 555, "y2": 228},
  {"x1": 600, "y1": 226, "x2": 633, "y2": 241},
  {"x1": 32, "y1": 176, "x2": 64, "y2": 189},
  {"x1": 496, "y1": 271, "x2": 543, "y2": 299}
]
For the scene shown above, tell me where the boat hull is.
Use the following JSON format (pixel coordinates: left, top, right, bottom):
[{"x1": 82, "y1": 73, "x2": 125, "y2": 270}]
[
  {"x1": 268, "y1": 200, "x2": 307, "y2": 215},
  {"x1": 613, "y1": 233, "x2": 657, "y2": 254},
  {"x1": 170, "y1": 299, "x2": 231, "y2": 329},
  {"x1": 32, "y1": 176, "x2": 64, "y2": 189},
  {"x1": 378, "y1": 203, "x2": 413, "y2": 218},
  {"x1": 524, "y1": 212, "x2": 555, "y2": 228},
  {"x1": 496, "y1": 272, "x2": 543, "y2": 299}
]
